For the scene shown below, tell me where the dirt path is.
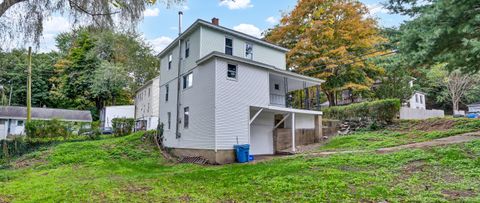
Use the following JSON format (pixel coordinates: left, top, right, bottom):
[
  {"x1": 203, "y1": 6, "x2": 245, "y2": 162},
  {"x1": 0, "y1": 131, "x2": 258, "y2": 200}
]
[
  {"x1": 307, "y1": 132, "x2": 480, "y2": 157},
  {"x1": 376, "y1": 132, "x2": 480, "y2": 153}
]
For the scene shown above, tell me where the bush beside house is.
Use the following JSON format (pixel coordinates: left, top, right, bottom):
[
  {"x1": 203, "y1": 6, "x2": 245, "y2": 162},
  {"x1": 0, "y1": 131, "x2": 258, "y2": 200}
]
[{"x1": 323, "y1": 99, "x2": 401, "y2": 123}]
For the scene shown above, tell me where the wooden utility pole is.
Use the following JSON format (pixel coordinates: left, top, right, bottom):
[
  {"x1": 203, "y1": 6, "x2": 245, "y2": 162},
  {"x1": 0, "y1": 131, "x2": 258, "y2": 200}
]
[{"x1": 26, "y1": 47, "x2": 32, "y2": 123}]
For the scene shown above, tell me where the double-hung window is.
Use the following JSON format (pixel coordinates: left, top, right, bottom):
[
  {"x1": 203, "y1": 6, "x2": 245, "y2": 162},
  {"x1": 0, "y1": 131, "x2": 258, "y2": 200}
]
[
  {"x1": 184, "y1": 107, "x2": 189, "y2": 129},
  {"x1": 183, "y1": 72, "x2": 193, "y2": 89},
  {"x1": 185, "y1": 39, "x2": 190, "y2": 58},
  {"x1": 225, "y1": 37, "x2": 233, "y2": 55},
  {"x1": 168, "y1": 54, "x2": 172, "y2": 70},
  {"x1": 245, "y1": 43, "x2": 253, "y2": 59},
  {"x1": 227, "y1": 64, "x2": 237, "y2": 79},
  {"x1": 165, "y1": 84, "x2": 169, "y2": 102}
]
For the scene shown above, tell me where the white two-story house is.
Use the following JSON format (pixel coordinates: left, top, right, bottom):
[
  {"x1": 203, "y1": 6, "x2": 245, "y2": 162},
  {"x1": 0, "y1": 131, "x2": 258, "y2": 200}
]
[
  {"x1": 157, "y1": 18, "x2": 324, "y2": 164},
  {"x1": 135, "y1": 76, "x2": 160, "y2": 130}
]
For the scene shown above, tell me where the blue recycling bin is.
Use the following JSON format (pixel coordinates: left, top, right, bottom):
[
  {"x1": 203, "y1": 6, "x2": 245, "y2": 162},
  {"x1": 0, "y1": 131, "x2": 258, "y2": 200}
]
[{"x1": 234, "y1": 144, "x2": 250, "y2": 163}]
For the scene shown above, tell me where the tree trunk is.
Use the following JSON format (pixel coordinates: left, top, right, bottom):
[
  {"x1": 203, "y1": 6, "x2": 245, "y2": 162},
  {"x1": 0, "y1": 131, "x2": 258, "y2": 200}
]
[{"x1": 0, "y1": 0, "x2": 27, "y2": 17}]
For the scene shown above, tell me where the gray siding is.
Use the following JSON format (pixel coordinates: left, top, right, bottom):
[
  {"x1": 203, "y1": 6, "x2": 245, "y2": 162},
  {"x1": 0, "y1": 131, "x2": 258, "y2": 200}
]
[
  {"x1": 160, "y1": 59, "x2": 216, "y2": 149},
  {"x1": 200, "y1": 27, "x2": 287, "y2": 70},
  {"x1": 214, "y1": 58, "x2": 270, "y2": 150},
  {"x1": 159, "y1": 29, "x2": 201, "y2": 86}
]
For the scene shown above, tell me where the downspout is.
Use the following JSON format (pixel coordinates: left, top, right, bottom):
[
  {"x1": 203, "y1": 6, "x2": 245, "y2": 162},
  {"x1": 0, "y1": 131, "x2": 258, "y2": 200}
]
[{"x1": 175, "y1": 11, "x2": 183, "y2": 139}]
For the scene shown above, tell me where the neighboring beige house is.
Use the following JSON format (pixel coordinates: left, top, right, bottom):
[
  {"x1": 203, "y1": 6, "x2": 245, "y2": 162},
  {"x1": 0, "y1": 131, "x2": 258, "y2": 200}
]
[
  {"x1": 0, "y1": 106, "x2": 92, "y2": 140},
  {"x1": 154, "y1": 18, "x2": 324, "y2": 164},
  {"x1": 134, "y1": 76, "x2": 160, "y2": 130}
]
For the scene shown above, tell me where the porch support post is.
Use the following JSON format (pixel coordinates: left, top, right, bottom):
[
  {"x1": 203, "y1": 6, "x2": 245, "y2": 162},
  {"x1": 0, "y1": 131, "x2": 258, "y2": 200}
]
[
  {"x1": 303, "y1": 82, "x2": 308, "y2": 109},
  {"x1": 316, "y1": 85, "x2": 321, "y2": 110},
  {"x1": 284, "y1": 77, "x2": 288, "y2": 107},
  {"x1": 249, "y1": 108, "x2": 263, "y2": 124},
  {"x1": 291, "y1": 112, "x2": 296, "y2": 152},
  {"x1": 274, "y1": 113, "x2": 290, "y2": 129}
]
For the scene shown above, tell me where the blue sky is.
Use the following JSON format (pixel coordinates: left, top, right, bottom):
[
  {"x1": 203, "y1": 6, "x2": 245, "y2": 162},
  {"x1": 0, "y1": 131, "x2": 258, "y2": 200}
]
[{"x1": 33, "y1": 0, "x2": 410, "y2": 52}]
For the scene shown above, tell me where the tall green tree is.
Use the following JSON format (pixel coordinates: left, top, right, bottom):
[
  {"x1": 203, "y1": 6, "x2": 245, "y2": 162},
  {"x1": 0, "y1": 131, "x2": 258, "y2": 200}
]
[{"x1": 387, "y1": 0, "x2": 480, "y2": 73}]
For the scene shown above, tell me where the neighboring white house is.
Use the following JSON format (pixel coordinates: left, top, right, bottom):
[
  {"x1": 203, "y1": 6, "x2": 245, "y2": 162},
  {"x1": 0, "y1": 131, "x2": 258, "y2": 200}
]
[
  {"x1": 99, "y1": 105, "x2": 135, "y2": 128},
  {"x1": 400, "y1": 80, "x2": 444, "y2": 119},
  {"x1": 0, "y1": 106, "x2": 92, "y2": 140},
  {"x1": 134, "y1": 76, "x2": 160, "y2": 131},
  {"x1": 155, "y1": 18, "x2": 324, "y2": 164},
  {"x1": 407, "y1": 91, "x2": 427, "y2": 109},
  {"x1": 467, "y1": 102, "x2": 480, "y2": 113}
]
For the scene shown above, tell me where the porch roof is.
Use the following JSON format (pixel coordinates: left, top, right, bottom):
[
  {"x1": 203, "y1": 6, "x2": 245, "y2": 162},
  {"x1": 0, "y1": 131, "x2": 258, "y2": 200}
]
[
  {"x1": 196, "y1": 51, "x2": 324, "y2": 85},
  {"x1": 251, "y1": 105, "x2": 323, "y2": 115}
]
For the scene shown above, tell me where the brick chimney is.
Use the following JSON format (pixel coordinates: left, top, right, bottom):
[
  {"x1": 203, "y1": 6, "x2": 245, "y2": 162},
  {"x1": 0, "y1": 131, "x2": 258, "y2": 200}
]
[{"x1": 212, "y1": 17, "x2": 219, "y2": 26}]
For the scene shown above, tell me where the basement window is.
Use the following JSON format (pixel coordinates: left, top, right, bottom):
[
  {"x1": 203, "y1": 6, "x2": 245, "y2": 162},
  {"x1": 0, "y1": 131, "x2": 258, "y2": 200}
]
[
  {"x1": 225, "y1": 37, "x2": 233, "y2": 55},
  {"x1": 227, "y1": 64, "x2": 237, "y2": 79},
  {"x1": 184, "y1": 107, "x2": 189, "y2": 129}
]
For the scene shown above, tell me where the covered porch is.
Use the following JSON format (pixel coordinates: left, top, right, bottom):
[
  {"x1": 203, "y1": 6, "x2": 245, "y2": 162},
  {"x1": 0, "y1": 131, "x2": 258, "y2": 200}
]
[
  {"x1": 268, "y1": 72, "x2": 323, "y2": 110},
  {"x1": 248, "y1": 106, "x2": 323, "y2": 155}
]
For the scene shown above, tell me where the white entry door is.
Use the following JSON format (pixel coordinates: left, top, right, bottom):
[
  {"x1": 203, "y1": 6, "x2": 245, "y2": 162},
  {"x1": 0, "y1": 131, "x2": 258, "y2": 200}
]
[{"x1": 250, "y1": 112, "x2": 275, "y2": 155}]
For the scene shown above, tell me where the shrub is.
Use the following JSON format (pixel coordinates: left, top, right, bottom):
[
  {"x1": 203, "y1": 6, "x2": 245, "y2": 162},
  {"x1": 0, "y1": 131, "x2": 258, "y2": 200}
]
[
  {"x1": 112, "y1": 118, "x2": 135, "y2": 136},
  {"x1": 25, "y1": 119, "x2": 71, "y2": 140},
  {"x1": 323, "y1": 99, "x2": 401, "y2": 123}
]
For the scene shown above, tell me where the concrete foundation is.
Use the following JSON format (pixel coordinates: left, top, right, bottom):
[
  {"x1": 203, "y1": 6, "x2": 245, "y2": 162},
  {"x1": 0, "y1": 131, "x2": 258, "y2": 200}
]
[{"x1": 169, "y1": 148, "x2": 236, "y2": 164}]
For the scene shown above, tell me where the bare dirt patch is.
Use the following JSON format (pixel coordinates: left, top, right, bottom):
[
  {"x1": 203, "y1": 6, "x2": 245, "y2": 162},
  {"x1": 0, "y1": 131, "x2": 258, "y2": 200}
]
[
  {"x1": 123, "y1": 184, "x2": 153, "y2": 194},
  {"x1": 11, "y1": 150, "x2": 50, "y2": 169},
  {"x1": 376, "y1": 133, "x2": 480, "y2": 153},
  {"x1": 391, "y1": 119, "x2": 456, "y2": 132},
  {"x1": 442, "y1": 189, "x2": 476, "y2": 200}
]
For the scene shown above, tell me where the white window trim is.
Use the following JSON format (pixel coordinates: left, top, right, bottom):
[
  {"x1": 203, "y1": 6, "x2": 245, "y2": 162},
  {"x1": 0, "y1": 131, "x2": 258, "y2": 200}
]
[
  {"x1": 225, "y1": 36, "x2": 234, "y2": 55},
  {"x1": 183, "y1": 72, "x2": 194, "y2": 90},
  {"x1": 226, "y1": 63, "x2": 238, "y2": 81},
  {"x1": 245, "y1": 42, "x2": 253, "y2": 59}
]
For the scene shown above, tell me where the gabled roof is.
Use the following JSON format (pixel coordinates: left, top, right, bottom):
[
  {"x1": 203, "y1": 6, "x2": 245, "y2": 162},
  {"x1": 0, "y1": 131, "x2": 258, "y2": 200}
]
[
  {"x1": 0, "y1": 106, "x2": 92, "y2": 122},
  {"x1": 157, "y1": 19, "x2": 289, "y2": 58},
  {"x1": 197, "y1": 51, "x2": 324, "y2": 84}
]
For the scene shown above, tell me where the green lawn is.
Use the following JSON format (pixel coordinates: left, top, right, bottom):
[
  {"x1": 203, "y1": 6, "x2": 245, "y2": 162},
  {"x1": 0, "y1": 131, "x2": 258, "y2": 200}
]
[
  {"x1": 319, "y1": 118, "x2": 480, "y2": 151},
  {"x1": 1, "y1": 119, "x2": 480, "y2": 202}
]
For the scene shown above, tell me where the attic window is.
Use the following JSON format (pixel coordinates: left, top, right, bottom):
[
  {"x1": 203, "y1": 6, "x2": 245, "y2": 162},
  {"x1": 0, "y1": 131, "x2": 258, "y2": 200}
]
[
  {"x1": 185, "y1": 39, "x2": 190, "y2": 58},
  {"x1": 245, "y1": 43, "x2": 253, "y2": 59},
  {"x1": 225, "y1": 37, "x2": 233, "y2": 55},
  {"x1": 168, "y1": 54, "x2": 172, "y2": 70},
  {"x1": 274, "y1": 84, "x2": 280, "y2": 90}
]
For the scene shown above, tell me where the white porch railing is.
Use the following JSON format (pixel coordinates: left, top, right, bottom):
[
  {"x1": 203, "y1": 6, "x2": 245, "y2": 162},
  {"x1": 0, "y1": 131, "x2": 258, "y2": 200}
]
[{"x1": 270, "y1": 93, "x2": 285, "y2": 106}]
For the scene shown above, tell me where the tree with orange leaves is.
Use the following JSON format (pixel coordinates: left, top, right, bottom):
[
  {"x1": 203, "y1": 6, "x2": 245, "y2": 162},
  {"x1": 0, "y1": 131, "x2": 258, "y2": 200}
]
[{"x1": 265, "y1": 0, "x2": 386, "y2": 106}]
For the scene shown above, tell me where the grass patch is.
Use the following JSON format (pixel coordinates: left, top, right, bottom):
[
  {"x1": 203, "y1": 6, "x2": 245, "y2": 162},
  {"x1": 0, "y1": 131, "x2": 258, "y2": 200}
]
[
  {"x1": 1, "y1": 127, "x2": 480, "y2": 202},
  {"x1": 319, "y1": 118, "x2": 480, "y2": 151}
]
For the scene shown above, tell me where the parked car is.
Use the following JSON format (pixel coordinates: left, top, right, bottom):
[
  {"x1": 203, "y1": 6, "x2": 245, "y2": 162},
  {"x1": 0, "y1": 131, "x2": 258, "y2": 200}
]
[{"x1": 101, "y1": 127, "x2": 113, "y2": 134}]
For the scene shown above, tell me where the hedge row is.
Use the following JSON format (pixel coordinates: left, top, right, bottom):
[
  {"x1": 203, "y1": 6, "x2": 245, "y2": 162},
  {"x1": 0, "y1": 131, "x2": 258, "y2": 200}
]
[{"x1": 323, "y1": 99, "x2": 401, "y2": 123}]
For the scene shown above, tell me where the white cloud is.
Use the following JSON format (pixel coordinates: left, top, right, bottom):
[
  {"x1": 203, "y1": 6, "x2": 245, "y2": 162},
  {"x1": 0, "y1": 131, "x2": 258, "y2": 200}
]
[
  {"x1": 219, "y1": 0, "x2": 253, "y2": 10},
  {"x1": 233, "y1": 24, "x2": 262, "y2": 38},
  {"x1": 148, "y1": 36, "x2": 174, "y2": 53},
  {"x1": 266, "y1": 16, "x2": 278, "y2": 24},
  {"x1": 43, "y1": 16, "x2": 71, "y2": 33},
  {"x1": 143, "y1": 8, "x2": 160, "y2": 17},
  {"x1": 366, "y1": 4, "x2": 389, "y2": 15}
]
